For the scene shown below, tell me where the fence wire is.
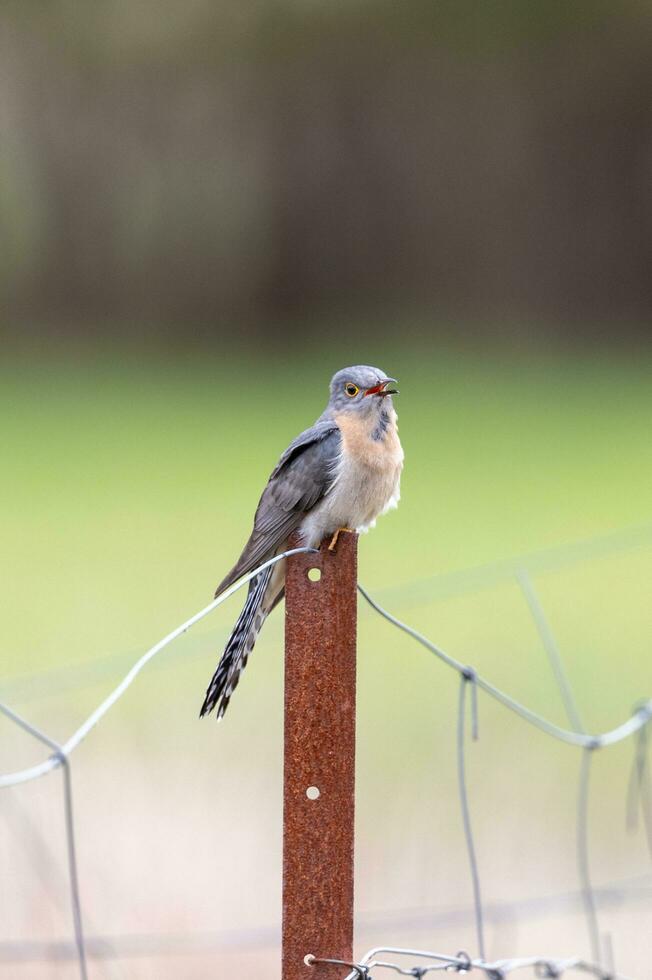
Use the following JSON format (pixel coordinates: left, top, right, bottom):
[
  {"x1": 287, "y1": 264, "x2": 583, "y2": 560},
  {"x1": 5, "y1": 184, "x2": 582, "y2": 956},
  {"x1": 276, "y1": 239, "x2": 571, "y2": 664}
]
[
  {"x1": 0, "y1": 546, "x2": 317, "y2": 980},
  {"x1": 5, "y1": 520, "x2": 651, "y2": 709},
  {"x1": 1, "y1": 529, "x2": 651, "y2": 979},
  {"x1": 356, "y1": 573, "x2": 651, "y2": 977},
  {"x1": 308, "y1": 946, "x2": 637, "y2": 979},
  {"x1": 1, "y1": 872, "x2": 650, "y2": 965}
]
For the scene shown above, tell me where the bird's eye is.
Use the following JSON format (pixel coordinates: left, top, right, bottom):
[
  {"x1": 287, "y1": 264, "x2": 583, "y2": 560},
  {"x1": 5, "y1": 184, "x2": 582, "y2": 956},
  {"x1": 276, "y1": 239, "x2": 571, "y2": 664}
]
[{"x1": 344, "y1": 383, "x2": 359, "y2": 397}]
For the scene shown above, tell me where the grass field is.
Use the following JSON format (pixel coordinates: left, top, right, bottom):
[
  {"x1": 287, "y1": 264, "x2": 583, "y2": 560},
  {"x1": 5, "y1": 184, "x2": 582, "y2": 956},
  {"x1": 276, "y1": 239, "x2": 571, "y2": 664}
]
[
  {"x1": 2, "y1": 344, "x2": 650, "y2": 674},
  {"x1": 1, "y1": 342, "x2": 651, "y2": 978}
]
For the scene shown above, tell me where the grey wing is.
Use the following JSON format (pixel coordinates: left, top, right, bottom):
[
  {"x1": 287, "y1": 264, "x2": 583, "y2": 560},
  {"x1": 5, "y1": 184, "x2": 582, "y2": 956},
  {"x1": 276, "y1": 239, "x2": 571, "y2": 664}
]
[
  {"x1": 268, "y1": 417, "x2": 338, "y2": 477},
  {"x1": 214, "y1": 422, "x2": 341, "y2": 597}
]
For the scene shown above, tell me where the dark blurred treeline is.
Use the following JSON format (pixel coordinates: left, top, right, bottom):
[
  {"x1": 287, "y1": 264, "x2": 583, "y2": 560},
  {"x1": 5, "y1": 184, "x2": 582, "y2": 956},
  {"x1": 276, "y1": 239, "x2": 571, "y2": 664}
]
[{"x1": 1, "y1": 1, "x2": 652, "y2": 344}]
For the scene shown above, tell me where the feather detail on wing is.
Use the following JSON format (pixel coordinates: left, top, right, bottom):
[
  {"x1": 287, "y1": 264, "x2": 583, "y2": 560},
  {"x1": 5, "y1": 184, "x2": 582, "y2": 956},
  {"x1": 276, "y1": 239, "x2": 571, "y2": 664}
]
[{"x1": 214, "y1": 420, "x2": 341, "y2": 597}]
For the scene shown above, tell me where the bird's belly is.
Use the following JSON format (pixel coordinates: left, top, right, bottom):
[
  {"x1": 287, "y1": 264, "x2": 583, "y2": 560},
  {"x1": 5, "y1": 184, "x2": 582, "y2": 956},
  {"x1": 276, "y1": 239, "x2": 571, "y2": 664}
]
[{"x1": 300, "y1": 455, "x2": 402, "y2": 548}]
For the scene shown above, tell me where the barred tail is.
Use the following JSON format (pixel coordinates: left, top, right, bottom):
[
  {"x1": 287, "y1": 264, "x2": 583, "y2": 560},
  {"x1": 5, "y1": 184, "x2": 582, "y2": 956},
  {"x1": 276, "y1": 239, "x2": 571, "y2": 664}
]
[{"x1": 200, "y1": 566, "x2": 273, "y2": 720}]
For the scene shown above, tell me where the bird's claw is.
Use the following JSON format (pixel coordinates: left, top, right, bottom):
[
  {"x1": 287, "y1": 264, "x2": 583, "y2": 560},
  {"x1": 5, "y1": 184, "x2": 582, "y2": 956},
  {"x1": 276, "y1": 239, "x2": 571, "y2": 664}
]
[{"x1": 328, "y1": 527, "x2": 355, "y2": 552}]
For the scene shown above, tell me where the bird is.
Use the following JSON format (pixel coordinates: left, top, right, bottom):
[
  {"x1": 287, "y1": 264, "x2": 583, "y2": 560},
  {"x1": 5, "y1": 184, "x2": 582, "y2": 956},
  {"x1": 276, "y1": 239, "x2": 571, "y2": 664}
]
[{"x1": 200, "y1": 365, "x2": 403, "y2": 719}]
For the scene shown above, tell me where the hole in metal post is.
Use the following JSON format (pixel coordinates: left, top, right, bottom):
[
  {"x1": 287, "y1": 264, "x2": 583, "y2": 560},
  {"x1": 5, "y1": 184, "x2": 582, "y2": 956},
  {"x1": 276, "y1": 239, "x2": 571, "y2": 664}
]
[
  {"x1": 307, "y1": 568, "x2": 321, "y2": 582},
  {"x1": 306, "y1": 786, "x2": 320, "y2": 800}
]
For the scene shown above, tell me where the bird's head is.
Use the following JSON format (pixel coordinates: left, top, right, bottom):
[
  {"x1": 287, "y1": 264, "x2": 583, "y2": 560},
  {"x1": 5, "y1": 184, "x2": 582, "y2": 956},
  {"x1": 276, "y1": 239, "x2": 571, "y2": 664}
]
[{"x1": 327, "y1": 365, "x2": 399, "y2": 417}]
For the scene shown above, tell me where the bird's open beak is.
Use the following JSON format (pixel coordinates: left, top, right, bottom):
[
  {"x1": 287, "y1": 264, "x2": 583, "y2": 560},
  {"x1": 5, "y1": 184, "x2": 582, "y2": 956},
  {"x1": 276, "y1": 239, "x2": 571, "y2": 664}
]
[{"x1": 363, "y1": 378, "x2": 399, "y2": 397}]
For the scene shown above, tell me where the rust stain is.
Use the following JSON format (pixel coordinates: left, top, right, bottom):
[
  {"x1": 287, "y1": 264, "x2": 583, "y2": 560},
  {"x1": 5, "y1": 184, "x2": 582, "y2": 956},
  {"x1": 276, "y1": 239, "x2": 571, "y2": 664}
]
[{"x1": 282, "y1": 531, "x2": 357, "y2": 980}]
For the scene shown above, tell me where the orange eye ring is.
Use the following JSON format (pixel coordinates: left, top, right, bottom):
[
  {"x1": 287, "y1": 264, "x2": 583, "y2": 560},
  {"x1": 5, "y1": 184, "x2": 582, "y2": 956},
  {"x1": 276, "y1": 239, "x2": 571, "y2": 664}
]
[{"x1": 344, "y1": 383, "x2": 359, "y2": 397}]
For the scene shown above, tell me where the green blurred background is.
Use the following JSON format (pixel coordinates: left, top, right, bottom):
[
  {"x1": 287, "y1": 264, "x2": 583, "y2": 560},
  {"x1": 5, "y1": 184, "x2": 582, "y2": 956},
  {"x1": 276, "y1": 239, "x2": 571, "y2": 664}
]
[{"x1": 1, "y1": 2, "x2": 651, "y2": 979}]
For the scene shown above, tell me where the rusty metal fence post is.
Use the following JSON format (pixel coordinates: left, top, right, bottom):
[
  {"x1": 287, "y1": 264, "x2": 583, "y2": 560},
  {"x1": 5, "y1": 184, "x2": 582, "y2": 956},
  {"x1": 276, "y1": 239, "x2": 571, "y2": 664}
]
[{"x1": 283, "y1": 532, "x2": 358, "y2": 980}]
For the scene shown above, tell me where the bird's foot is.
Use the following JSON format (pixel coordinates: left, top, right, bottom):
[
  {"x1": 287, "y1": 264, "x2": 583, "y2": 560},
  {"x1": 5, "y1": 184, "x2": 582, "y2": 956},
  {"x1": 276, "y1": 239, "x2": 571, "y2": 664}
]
[{"x1": 328, "y1": 527, "x2": 355, "y2": 552}]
